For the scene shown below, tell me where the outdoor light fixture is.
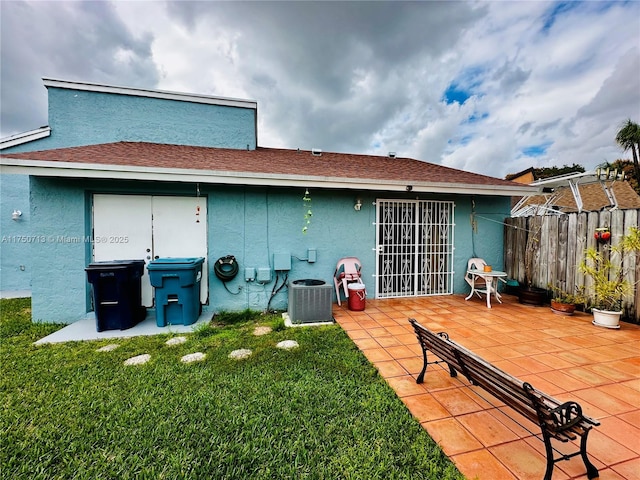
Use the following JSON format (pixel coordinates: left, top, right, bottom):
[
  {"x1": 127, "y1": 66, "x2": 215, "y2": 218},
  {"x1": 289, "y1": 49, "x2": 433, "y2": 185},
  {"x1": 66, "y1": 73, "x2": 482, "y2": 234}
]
[
  {"x1": 11, "y1": 210, "x2": 22, "y2": 220},
  {"x1": 354, "y1": 198, "x2": 362, "y2": 211},
  {"x1": 406, "y1": 185, "x2": 413, "y2": 192}
]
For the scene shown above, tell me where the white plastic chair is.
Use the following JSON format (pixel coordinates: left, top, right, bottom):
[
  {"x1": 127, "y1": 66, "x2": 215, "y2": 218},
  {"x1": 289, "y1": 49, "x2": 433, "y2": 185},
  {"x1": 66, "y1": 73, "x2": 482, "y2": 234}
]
[
  {"x1": 465, "y1": 258, "x2": 491, "y2": 298},
  {"x1": 334, "y1": 257, "x2": 363, "y2": 306},
  {"x1": 465, "y1": 257, "x2": 507, "y2": 302}
]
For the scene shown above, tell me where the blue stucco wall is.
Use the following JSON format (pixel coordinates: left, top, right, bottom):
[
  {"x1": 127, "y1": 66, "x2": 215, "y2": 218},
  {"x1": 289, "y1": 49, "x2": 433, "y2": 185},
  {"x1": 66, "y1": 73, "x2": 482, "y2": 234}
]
[
  {"x1": 29, "y1": 177, "x2": 90, "y2": 322},
  {"x1": 0, "y1": 174, "x2": 32, "y2": 291},
  {"x1": 26, "y1": 176, "x2": 512, "y2": 323},
  {"x1": 39, "y1": 87, "x2": 256, "y2": 150},
  {"x1": 1, "y1": 85, "x2": 257, "y2": 293}
]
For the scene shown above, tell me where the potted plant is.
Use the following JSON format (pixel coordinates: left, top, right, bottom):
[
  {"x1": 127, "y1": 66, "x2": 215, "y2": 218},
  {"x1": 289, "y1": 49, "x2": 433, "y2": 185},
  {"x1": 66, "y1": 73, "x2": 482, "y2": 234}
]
[
  {"x1": 579, "y1": 227, "x2": 640, "y2": 328},
  {"x1": 548, "y1": 284, "x2": 586, "y2": 316}
]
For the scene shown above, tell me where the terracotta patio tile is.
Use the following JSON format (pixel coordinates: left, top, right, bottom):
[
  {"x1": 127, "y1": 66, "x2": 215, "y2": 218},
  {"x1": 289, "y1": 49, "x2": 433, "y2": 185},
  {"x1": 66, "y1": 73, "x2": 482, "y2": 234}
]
[
  {"x1": 431, "y1": 387, "x2": 485, "y2": 416},
  {"x1": 532, "y1": 353, "x2": 588, "y2": 370},
  {"x1": 597, "y1": 415, "x2": 640, "y2": 454},
  {"x1": 573, "y1": 387, "x2": 636, "y2": 416},
  {"x1": 405, "y1": 343, "x2": 423, "y2": 356},
  {"x1": 384, "y1": 344, "x2": 416, "y2": 360},
  {"x1": 598, "y1": 382, "x2": 640, "y2": 406},
  {"x1": 345, "y1": 328, "x2": 371, "y2": 340},
  {"x1": 396, "y1": 332, "x2": 418, "y2": 345},
  {"x1": 489, "y1": 440, "x2": 553, "y2": 480},
  {"x1": 618, "y1": 409, "x2": 640, "y2": 427},
  {"x1": 513, "y1": 355, "x2": 555, "y2": 374},
  {"x1": 541, "y1": 370, "x2": 591, "y2": 392},
  {"x1": 588, "y1": 428, "x2": 637, "y2": 466},
  {"x1": 351, "y1": 337, "x2": 380, "y2": 350},
  {"x1": 362, "y1": 347, "x2": 393, "y2": 363},
  {"x1": 452, "y1": 448, "x2": 518, "y2": 480},
  {"x1": 490, "y1": 406, "x2": 538, "y2": 438},
  {"x1": 384, "y1": 374, "x2": 426, "y2": 397},
  {"x1": 402, "y1": 393, "x2": 451, "y2": 422},
  {"x1": 555, "y1": 350, "x2": 594, "y2": 366},
  {"x1": 423, "y1": 417, "x2": 483, "y2": 456},
  {"x1": 456, "y1": 410, "x2": 521, "y2": 447},
  {"x1": 337, "y1": 320, "x2": 360, "y2": 331},
  {"x1": 587, "y1": 344, "x2": 639, "y2": 362},
  {"x1": 511, "y1": 342, "x2": 547, "y2": 356},
  {"x1": 519, "y1": 373, "x2": 567, "y2": 396},
  {"x1": 564, "y1": 366, "x2": 613, "y2": 386},
  {"x1": 337, "y1": 296, "x2": 640, "y2": 480},
  {"x1": 485, "y1": 344, "x2": 526, "y2": 359},
  {"x1": 372, "y1": 317, "x2": 399, "y2": 327},
  {"x1": 611, "y1": 457, "x2": 640, "y2": 480},
  {"x1": 470, "y1": 347, "x2": 504, "y2": 362},
  {"x1": 469, "y1": 335, "x2": 501, "y2": 348},
  {"x1": 621, "y1": 378, "x2": 640, "y2": 391},
  {"x1": 562, "y1": 335, "x2": 611, "y2": 349},
  {"x1": 373, "y1": 360, "x2": 408, "y2": 378},
  {"x1": 373, "y1": 335, "x2": 401, "y2": 348},
  {"x1": 395, "y1": 356, "x2": 424, "y2": 376},
  {"x1": 583, "y1": 362, "x2": 639, "y2": 382},
  {"x1": 383, "y1": 325, "x2": 408, "y2": 336},
  {"x1": 492, "y1": 359, "x2": 530, "y2": 377},
  {"x1": 367, "y1": 327, "x2": 390, "y2": 337}
]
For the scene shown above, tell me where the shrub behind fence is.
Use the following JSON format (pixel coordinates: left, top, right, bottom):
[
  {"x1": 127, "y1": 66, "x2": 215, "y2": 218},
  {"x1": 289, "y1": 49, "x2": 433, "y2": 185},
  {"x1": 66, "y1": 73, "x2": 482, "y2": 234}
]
[{"x1": 504, "y1": 209, "x2": 640, "y2": 322}]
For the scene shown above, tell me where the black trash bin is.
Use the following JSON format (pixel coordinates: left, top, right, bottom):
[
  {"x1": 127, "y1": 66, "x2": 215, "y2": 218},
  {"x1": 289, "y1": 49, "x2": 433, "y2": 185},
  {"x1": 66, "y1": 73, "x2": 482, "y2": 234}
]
[{"x1": 86, "y1": 260, "x2": 146, "y2": 332}]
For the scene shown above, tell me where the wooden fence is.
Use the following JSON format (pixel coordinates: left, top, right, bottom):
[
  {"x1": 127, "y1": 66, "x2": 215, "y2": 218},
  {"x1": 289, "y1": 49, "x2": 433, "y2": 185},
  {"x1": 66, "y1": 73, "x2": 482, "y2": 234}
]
[{"x1": 503, "y1": 209, "x2": 640, "y2": 321}]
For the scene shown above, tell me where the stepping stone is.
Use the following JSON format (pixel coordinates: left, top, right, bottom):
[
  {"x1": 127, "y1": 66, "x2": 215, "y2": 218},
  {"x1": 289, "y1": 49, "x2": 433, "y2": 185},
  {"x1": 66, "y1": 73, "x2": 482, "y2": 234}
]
[
  {"x1": 166, "y1": 336, "x2": 187, "y2": 346},
  {"x1": 253, "y1": 326, "x2": 272, "y2": 336},
  {"x1": 229, "y1": 348, "x2": 252, "y2": 360},
  {"x1": 276, "y1": 340, "x2": 299, "y2": 350},
  {"x1": 124, "y1": 354, "x2": 151, "y2": 366},
  {"x1": 181, "y1": 352, "x2": 206, "y2": 363},
  {"x1": 97, "y1": 344, "x2": 120, "y2": 352}
]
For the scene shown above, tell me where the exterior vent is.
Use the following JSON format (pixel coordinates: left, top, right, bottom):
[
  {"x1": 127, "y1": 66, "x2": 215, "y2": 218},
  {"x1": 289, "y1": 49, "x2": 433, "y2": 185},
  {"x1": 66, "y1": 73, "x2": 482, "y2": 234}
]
[
  {"x1": 388, "y1": 152, "x2": 396, "y2": 158},
  {"x1": 288, "y1": 279, "x2": 333, "y2": 323},
  {"x1": 311, "y1": 148, "x2": 322, "y2": 156}
]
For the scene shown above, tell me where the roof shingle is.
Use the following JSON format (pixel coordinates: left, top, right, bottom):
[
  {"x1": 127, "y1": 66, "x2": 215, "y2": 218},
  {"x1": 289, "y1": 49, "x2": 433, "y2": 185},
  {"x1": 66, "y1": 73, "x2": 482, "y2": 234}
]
[{"x1": 1, "y1": 141, "x2": 525, "y2": 189}]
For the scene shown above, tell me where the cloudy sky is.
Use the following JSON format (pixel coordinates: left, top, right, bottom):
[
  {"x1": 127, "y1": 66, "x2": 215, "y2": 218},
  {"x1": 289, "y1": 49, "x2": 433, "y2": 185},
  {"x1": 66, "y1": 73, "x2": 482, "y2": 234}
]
[{"x1": 1, "y1": 1, "x2": 639, "y2": 178}]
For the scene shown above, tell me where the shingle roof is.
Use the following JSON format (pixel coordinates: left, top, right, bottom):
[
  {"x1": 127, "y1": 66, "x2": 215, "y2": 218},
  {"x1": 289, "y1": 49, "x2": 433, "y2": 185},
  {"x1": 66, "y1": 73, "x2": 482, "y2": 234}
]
[{"x1": 0, "y1": 141, "x2": 534, "y2": 195}]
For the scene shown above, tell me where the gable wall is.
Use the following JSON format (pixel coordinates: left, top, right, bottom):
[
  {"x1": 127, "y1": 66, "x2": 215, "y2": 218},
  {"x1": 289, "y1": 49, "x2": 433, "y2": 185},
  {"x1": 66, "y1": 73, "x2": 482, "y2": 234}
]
[{"x1": 1, "y1": 85, "x2": 257, "y2": 294}]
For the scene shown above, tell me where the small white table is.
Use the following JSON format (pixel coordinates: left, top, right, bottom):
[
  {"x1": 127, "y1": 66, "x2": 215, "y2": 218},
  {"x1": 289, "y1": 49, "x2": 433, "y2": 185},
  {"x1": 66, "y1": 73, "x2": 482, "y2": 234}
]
[{"x1": 465, "y1": 269, "x2": 508, "y2": 308}]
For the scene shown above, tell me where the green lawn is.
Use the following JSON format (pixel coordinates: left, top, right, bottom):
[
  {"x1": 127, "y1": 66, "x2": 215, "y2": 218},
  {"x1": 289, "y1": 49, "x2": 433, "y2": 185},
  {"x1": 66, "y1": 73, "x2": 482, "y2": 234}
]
[{"x1": 0, "y1": 298, "x2": 463, "y2": 479}]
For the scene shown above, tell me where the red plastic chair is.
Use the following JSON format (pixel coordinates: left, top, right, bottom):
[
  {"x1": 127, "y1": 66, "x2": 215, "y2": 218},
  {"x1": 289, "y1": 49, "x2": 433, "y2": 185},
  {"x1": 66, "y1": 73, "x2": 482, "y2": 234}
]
[{"x1": 334, "y1": 257, "x2": 363, "y2": 306}]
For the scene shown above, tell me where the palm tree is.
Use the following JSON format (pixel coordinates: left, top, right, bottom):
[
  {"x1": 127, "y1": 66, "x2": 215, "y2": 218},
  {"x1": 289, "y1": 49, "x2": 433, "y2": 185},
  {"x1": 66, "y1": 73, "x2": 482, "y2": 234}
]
[{"x1": 615, "y1": 119, "x2": 640, "y2": 185}]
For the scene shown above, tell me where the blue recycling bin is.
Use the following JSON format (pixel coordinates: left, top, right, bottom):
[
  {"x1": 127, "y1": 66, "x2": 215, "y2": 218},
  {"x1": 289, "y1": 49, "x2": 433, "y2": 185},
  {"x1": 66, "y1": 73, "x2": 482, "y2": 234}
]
[
  {"x1": 85, "y1": 260, "x2": 146, "y2": 332},
  {"x1": 147, "y1": 257, "x2": 205, "y2": 327}
]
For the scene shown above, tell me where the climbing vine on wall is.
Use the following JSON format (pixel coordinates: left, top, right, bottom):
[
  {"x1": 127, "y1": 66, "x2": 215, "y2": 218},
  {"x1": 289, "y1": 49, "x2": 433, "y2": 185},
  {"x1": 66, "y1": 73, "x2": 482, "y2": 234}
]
[{"x1": 302, "y1": 189, "x2": 312, "y2": 234}]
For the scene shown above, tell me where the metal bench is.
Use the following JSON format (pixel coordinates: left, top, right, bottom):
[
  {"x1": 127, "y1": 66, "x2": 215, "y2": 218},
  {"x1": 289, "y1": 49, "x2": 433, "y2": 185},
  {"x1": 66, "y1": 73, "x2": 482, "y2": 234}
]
[{"x1": 409, "y1": 318, "x2": 601, "y2": 480}]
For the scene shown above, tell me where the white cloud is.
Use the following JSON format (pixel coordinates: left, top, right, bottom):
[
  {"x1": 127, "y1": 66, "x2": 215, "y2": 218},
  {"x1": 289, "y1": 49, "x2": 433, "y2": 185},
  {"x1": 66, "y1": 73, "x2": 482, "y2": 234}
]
[{"x1": 1, "y1": 0, "x2": 638, "y2": 180}]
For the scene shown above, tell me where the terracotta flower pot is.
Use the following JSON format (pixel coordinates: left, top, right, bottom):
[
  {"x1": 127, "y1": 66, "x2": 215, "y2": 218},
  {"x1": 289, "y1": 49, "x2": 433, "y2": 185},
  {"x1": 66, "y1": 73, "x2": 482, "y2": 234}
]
[{"x1": 550, "y1": 300, "x2": 576, "y2": 316}]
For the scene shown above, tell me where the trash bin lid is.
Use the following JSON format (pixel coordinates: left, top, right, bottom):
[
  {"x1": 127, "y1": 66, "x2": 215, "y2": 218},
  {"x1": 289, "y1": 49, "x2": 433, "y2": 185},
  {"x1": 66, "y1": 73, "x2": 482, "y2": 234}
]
[
  {"x1": 147, "y1": 257, "x2": 205, "y2": 270},
  {"x1": 348, "y1": 283, "x2": 366, "y2": 290},
  {"x1": 86, "y1": 259, "x2": 145, "y2": 271}
]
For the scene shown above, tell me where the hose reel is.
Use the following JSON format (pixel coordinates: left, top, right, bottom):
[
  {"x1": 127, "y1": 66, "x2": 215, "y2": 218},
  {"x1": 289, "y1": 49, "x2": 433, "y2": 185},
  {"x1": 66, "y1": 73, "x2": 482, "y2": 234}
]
[{"x1": 214, "y1": 255, "x2": 239, "y2": 282}]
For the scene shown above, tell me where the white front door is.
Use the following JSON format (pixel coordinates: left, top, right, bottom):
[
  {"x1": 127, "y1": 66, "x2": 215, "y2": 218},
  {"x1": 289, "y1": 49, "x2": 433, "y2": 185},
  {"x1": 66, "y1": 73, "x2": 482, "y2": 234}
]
[
  {"x1": 92, "y1": 194, "x2": 208, "y2": 307},
  {"x1": 151, "y1": 196, "x2": 208, "y2": 302}
]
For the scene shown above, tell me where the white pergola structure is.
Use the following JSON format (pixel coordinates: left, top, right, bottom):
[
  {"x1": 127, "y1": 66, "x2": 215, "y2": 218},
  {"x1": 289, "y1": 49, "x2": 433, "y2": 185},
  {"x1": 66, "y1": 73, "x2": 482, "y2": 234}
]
[{"x1": 511, "y1": 168, "x2": 626, "y2": 217}]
